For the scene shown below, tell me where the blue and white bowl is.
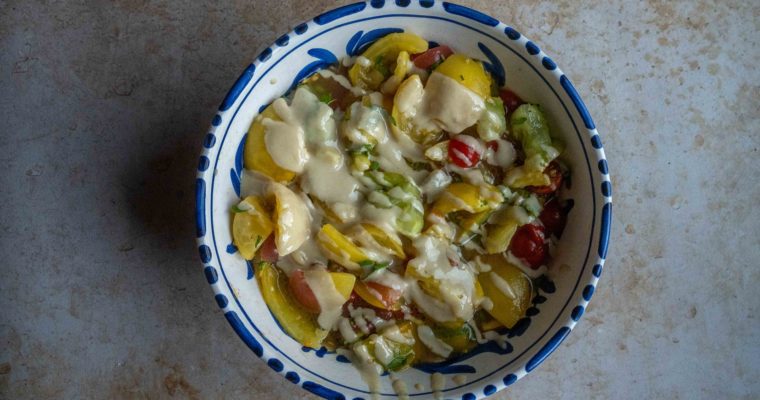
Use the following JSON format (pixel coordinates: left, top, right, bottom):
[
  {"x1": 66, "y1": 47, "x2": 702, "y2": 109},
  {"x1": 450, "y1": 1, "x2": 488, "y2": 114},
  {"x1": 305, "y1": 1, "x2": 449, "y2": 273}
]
[{"x1": 195, "y1": 1, "x2": 611, "y2": 399}]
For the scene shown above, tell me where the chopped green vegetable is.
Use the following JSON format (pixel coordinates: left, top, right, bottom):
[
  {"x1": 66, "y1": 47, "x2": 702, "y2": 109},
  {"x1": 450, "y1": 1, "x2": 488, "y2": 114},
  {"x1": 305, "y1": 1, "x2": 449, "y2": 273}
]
[
  {"x1": 476, "y1": 97, "x2": 507, "y2": 141},
  {"x1": 505, "y1": 104, "x2": 560, "y2": 188},
  {"x1": 230, "y1": 204, "x2": 248, "y2": 213}
]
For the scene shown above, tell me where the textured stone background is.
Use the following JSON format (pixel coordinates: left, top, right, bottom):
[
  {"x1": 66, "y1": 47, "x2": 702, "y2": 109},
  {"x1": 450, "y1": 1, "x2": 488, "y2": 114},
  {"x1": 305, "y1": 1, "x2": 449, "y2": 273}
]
[{"x1": 1, "y1": 1, "x2": 758, "y2": 399}]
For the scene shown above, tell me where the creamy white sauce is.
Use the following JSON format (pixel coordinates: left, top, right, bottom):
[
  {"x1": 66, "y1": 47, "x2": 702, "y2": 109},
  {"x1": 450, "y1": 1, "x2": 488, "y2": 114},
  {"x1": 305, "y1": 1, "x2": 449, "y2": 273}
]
[
  {"x1": 239, "y1": 169, "x2": 271, "y2": 198},
  {"x1": 342, "y1": 101, "x2": 426, "y2": 183},
  {"x1": 269, "y1": 182, "x2": 311, "y2": 256},
  {"x1": 420, "y1": 169, "x2": 452, "y2": 203},
  {"x1": 452, "y1": 375, "x2": 468, "y2": 385},
  {"x1": 361, "y1": 203, "x2": 401, "y2": 235},
  {"x1": 373, "y1": 335, "x2": 395, "y2": 366},
  {"x1": 481, "y1": 297, "x2": 494, "y2": 311},
  {"x1": 417, "y1": 325, "x2": 453, "y2": 358},
  {"x1": 422, "y1": 72, "x2": 485, "y2": 133},
  {"x1": 300, "y1": 149, "x2": 361, "y2": 220},
  {"x1": 390, "y1": 373, "x2": 410, "y2": 400},
  {"x1": 506, "y1": 251, "x2": 547, "y2": 278},
  {"x1": 263, "y1": 112, "x2": 309, "y2": 172},
  {"x1": 317, "y1": 69, "x2": 365, "y2": 96},
  {"x1": 406, "y1": 235, "x2": 477, "y2": 321},
  {"x1": 490, "y1": 271, "x2": 517, "y2": 299},
  {"x1": 380, "y1": 324, "x2": 414, "y2": 345},
  {"x1": 338, "y1": 317, "x2": 359, "y2": 343},
  {"x1": 485, "y1": 138, "x2": 516, "y2": 167},
  {"x1": 347, "y1": 343, "x2": 383, "y2": 400},
  {"x1": 431, "y1": 373, "x2": 445, "y2": 399},
  {"x1": 356, "y1": 56, "x2": 371, "y2": 67},
  {"x1": 273, "y1": 87, "x2": 337, "y2": 148},
  {"x1": 303, "y1": 268, "x2": 347, "y2": 330},
  {"x1": 366, "y1": 269, "x2": 409, "y2": 294}
]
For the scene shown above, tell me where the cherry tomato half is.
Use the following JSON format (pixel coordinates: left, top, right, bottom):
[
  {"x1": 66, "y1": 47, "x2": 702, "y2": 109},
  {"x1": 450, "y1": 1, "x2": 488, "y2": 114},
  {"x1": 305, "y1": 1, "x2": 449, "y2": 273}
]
[
  {"x1": 499, "y1": 88, "x2": 524, "y2": 114},
  {"x1": 288, "y1": 269, "x2": 320, "y2": 313},
  {"x1": 539, "y1": 198, "x2": 567, "y2": 238},
  {"x1": 509, "y1": 224, "x2": 547, "y2": 269},
  {"x1": 259, "y1": 234, "x2": 279, "y2": 262},
  {"x1": 412, "y1": 46, "x2": 454, "y2": 70},
  {"x1": 527, "y1": 161, "x2": 563, "y2": 195},
  {"x1": 448, "y1": 135, "x2": 483, "y2": 168}
]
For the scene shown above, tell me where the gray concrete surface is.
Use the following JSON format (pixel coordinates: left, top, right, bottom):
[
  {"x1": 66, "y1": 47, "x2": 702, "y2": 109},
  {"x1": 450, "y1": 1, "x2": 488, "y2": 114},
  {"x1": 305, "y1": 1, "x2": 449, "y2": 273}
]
[{"x1": 1, "y1": 1, "x2": 758, "y2": 399}]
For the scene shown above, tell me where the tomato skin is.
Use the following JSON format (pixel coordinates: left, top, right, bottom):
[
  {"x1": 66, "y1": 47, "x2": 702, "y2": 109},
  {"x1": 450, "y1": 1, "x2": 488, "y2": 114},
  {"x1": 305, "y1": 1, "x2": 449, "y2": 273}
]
[
  {"x1": 448, "y1": 136, "x2": 482, "y2": 168},
  {"x1": 259, "y1": 234, "x2": 278, "y2": 262},
  {"x1": 288, "y1": 269, "x2": 321, "y2": 313},
  {"x1": 412, "y1": 46, "x2": 454, "y2": 69},
  {"x1": 509, "y1": 224, "x2": 547, "y2": 269},
  {"x1": 539, "y1": 198, "x2": 567, "y2": 238},
  {"x1": 344, "y1": 288, "x2": 406, "y2": 320},
  {"x1": 365, "y1": 281, "x2": 402, "y2": 309},
  {"x1": 527, "y1": 161, "x2": 563, "y2": 195},
  {"x1": 499, "y1": 89, "x2": 524, "y2": 114}
]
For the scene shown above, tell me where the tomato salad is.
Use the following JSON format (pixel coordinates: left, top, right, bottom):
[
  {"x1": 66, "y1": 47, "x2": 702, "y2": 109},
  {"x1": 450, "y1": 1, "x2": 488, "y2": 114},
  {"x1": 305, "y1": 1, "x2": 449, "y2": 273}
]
[{"x1": 230, "y1": 32, "x2": 570, "y2": 391}]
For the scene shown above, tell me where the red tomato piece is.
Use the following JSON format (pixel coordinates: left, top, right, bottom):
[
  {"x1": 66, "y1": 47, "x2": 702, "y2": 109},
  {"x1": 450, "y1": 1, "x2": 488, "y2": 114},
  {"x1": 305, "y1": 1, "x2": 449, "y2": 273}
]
[
  {"x1": 499, "y1": 88, "x2": 524, "y2": 114},
  {"x1": 412, "y1": 46, "x2": 454, "y2": 70},
  {"x1": 509, "y1": 224, "x2": 547, "y2": 269},
  {"x1": 288, "y1": 269, "x2": 320, "y2": 313},
  {"x1": 259, "y1": 234, "x2": 278, "y2": 262},
  {"x1": 527, "y1": 161, "x2": 563, "y2": 195},
  {"x1": 448, "y1": 136, "x2": 482, "y2": 168},
  {"x1": 539, "y1": 198, "x2": 567, "y2": 238}
]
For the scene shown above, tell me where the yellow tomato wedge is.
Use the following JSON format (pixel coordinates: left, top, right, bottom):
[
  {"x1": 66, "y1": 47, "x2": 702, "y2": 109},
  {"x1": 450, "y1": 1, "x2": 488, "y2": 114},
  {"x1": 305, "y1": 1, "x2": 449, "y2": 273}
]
[
  {"x1": 433, "y1": 53, "x2": 492, "y2": 99},
  {"x1": 349, "y1": 32, "x2": 428, "y2": 90},
  {"x1": 232, "y1": 196, "x2": 274, "y2": 259},
  {"x1": 256, "y1": 262, "x2": 328, "y2": 348},
  {"x1": 391, "y1": 75, "x2": 443, "y2": 145},
  {"x1": 317, "y1": 224, "x2": 368, "y2": 270},
  {"x1": 244, "y1": 104, "x2": 296, "y2": 183},
  {"x1": 361, "y1": 223, "x2": 405, "y2": 258},
  {"x1": 476, "y1": 255, "x2": 532, "y2": 328},
  {"x1": 329, "y1": 272, "x2": 357, "y2": 300},
  {"x1": 354, "y1": 281, "x2": 391, "y2": 310},
  {"x1": 431, "y1": 183, "x2": 502, "y2": 216},
  {"x1": 380, "y1": 50, "x2": 411, "y2": 95},
  {"x1": 456, "y1": 211, "x2": 491, "y2": 243},
  {"x1": 483, "y1": 220, "x2": 519, "y2": 254}
]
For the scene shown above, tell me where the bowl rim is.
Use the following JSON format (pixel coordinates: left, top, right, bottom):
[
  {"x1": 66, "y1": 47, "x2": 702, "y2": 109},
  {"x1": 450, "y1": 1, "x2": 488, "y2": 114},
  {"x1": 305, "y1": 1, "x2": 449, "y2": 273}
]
[{"x1": 195, "y1": 1, "x2": 612, "y2": 399}]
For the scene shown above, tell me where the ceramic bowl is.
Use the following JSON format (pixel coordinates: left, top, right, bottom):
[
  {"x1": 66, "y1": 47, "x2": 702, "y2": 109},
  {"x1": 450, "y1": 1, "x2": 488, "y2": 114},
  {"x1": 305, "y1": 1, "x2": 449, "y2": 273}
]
[{"x1": 195, "y1": 1, "x2": 611, "y2": 399}]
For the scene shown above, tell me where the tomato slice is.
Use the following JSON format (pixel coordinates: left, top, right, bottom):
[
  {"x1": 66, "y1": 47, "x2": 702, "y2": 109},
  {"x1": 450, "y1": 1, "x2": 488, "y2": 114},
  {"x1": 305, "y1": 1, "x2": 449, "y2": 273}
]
[
  {"x1": 499, "y1": 88, "x2": 524, "y2": 114},
  {"x1": 366, "y1": 282, "x2": 402, "y2": 308},
  {"x1": 345, "y1": 290, "x2": 406, "y2": 321},
  {"x1": 527, "y1": 161, "x2": 563, "y2": 195},
  {"x1": 259, "y1": 234, "x2": 279, "y2": 262},
  {"x1": 448, "y1": 135, "x2": 483, "y2": 168},
  {"x1": 288, "y1": 269, "x2": 320, "y2": 313},
  {"x1": 539, "y1": 198, "x2": 567, "y2": 238},
  {"x1": 412, "y1": 45, "x2": 454, "y2": 70},
  {"x1": 509, "y1": 224, "x2": 547, "y2": 269}
]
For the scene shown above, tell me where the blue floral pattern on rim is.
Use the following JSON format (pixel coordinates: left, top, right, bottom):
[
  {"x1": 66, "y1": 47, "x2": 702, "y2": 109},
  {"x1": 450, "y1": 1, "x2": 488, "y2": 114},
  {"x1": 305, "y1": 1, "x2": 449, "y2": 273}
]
[{"x1": 195, "y1": 2, "x2": 611, "y2": 399}]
